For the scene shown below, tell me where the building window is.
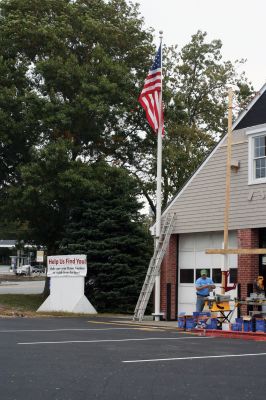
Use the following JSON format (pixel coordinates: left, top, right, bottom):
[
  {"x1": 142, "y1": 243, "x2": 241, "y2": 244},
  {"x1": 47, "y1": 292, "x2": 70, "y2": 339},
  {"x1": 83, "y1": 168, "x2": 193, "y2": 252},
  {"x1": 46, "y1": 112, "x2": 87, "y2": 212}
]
[
  {"x1": 254, "y1": 136, "x2": 266, "y2": 179},
  {"x1": 180, "y1": 269, "x2": 194, "y2": 283},
  {"x1": 212, "y1": 268, "x2": 222, "y2": 283},
  {"x1": 248, "y1": 128, "x2": 266, "y2": 184},
  {"x1": 229, "y1": 268, "x2": 237, "y2": 284}
]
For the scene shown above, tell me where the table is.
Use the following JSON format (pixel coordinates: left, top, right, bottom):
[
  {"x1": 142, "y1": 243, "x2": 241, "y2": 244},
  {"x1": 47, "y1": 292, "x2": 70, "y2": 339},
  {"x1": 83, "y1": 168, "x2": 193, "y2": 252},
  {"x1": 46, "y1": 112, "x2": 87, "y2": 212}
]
[
  {"x1": 205, "y1": 299, "x2": 236, "y2": 327},
  {"x1": 238, "y1": 300, "x2": 266, "y2": 317}
]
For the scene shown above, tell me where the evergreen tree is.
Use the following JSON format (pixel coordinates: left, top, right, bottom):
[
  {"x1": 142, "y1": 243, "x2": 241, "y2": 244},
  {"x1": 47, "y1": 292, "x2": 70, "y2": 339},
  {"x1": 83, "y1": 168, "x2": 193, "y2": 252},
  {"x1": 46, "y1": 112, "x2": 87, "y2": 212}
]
[{"x1": 59, "y1": 162, "x2": 153, "y2": 313}]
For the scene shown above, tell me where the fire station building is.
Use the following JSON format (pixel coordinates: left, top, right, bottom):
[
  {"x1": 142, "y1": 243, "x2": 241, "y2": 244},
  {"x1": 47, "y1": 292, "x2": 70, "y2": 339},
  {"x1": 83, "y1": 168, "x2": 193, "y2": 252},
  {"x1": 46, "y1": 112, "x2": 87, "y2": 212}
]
[{"x1": 159, "y1": 84, "x2": 266, "y2": 320}]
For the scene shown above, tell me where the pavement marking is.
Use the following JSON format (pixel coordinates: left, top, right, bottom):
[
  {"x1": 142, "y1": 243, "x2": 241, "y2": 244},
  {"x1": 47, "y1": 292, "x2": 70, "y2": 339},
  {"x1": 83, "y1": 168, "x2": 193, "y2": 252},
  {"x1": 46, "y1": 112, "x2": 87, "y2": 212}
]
[
  {"x1": 137, "y1": 328, "x2": 164, "y2": 332},
  {"x1": 88, "y1": 320, "x2": 159, "y2": 327},
  {"x1": 0, "y1": 327, "x2": 144, "y2": 333},
  {"x1": 87, "y1": 321, "x2": 131, "y2": 325},
  {"x1": 88, "y1": 320, "x2": 175, "y2": 331},
  {"x1": 123, "y1": 352, "x2": 266, "y2": 363},
  {"x1": 18, "y1": 336, "x2": 211, "y2": 345}
]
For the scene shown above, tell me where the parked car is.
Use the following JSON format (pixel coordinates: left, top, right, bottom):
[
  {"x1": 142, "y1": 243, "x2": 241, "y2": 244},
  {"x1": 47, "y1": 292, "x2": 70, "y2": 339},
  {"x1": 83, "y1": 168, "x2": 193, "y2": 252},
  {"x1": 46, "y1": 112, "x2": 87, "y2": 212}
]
[
  {"x1": 16, "y1": 265, "x2": 32, "y2": 276},
  {"x1": 31, "y1": 265, "x2": 46, "y2": 274}
]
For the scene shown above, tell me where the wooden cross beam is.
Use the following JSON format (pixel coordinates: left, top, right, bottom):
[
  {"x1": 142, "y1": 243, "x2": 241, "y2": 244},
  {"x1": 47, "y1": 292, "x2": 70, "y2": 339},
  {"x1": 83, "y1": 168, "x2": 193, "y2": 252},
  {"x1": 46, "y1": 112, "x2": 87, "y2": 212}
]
[
  {"x1": 206, "y1": 91, "x2": 266, "y2": 294},
  {"x1": 206, "y1": 248, "x2": 266, "y2": 255}
]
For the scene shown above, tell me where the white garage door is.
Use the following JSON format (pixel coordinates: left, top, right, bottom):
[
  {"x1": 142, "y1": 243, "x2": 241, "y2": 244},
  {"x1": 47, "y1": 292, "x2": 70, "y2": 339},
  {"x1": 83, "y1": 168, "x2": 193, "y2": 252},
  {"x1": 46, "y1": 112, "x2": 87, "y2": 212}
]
[{"x1": 178, "y1": 231, "x2": 238, "y2": 316}]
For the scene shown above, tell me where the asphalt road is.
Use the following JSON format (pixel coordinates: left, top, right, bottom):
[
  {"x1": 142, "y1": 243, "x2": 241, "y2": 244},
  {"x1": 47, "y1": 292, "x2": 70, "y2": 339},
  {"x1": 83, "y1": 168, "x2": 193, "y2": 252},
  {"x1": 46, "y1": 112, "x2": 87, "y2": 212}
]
[{"x1": 0, "y1": 317, "x2": 265, "y2": 400}]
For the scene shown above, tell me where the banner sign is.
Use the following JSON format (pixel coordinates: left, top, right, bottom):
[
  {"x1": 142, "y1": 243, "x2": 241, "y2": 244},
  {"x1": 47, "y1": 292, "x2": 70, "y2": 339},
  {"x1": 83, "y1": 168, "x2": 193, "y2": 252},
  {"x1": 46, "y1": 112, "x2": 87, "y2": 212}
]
[
  {"x1": 36, "y1": 250, "x2": 44, "y2": 262},
  {"x1": 47, "y1": 255, "x2": 87, "y2": 277}
]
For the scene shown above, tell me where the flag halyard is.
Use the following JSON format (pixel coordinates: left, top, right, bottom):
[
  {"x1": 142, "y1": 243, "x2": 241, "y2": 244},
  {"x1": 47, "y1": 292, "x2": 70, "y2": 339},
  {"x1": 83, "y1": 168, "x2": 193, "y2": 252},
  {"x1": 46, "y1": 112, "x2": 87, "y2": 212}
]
[{"x1": 139, "y1": 45, "x2": 164, "y2": 134}]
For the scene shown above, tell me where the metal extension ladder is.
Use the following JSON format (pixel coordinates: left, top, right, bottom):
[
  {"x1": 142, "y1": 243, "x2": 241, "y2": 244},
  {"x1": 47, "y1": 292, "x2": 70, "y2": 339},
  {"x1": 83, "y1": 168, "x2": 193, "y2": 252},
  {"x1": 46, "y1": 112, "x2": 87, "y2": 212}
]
[{"x1": 133, "y1": 213, "x2": 176, "y2": 321}]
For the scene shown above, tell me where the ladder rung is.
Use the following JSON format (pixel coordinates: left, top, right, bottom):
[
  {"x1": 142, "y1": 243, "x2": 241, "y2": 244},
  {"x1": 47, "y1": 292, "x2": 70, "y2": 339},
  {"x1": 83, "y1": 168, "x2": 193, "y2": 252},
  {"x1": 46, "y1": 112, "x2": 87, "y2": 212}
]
[{"x1": 133, "y1": 213, "x2": 176, "y2": 321}]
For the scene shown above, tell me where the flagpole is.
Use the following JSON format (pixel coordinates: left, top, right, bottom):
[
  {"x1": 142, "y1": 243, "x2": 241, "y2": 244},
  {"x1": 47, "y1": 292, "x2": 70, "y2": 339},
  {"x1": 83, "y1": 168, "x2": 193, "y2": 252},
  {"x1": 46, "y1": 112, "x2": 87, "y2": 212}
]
[{"x1": 154, "y1": 31, "x2": 163, "y2": 321}]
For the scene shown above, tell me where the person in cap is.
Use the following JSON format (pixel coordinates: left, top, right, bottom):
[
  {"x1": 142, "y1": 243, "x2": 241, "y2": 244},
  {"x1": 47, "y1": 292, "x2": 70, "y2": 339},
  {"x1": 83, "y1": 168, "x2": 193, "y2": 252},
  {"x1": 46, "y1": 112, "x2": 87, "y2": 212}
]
[{"x1": 195, "y1": 269, "x2": 216, "y2": 312}]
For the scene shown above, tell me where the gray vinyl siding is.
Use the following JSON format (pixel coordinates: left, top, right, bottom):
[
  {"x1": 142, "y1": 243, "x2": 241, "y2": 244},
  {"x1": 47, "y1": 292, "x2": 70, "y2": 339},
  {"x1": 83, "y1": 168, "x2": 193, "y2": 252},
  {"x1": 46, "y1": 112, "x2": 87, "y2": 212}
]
[{"x1": 166, "y1": 123, "x2": 266, "y2": 234}]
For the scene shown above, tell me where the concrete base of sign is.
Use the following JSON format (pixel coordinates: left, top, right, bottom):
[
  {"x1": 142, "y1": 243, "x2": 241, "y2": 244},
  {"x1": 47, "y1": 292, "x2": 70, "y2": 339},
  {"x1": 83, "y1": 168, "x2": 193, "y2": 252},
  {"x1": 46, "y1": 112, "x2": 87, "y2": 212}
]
[{"x1": 37, "y1": 276, "x2": 97, "y2": 314}]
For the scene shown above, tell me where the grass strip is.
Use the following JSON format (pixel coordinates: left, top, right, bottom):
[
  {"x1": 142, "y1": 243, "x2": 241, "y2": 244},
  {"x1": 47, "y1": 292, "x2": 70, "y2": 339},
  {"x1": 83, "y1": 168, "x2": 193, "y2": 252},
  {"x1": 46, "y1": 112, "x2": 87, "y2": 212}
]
[{"x1": 0, "y1": 294, "x2": 44, "y2": 312}]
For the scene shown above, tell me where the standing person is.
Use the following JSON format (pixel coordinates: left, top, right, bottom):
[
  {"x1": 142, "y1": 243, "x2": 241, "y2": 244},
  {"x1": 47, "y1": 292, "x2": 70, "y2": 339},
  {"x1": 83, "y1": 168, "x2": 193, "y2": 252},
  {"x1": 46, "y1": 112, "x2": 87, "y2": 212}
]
[
  {"x1": 195, "y1": 269, "x2": 216, "y2": 312},
  {"x1": 253, "y1": 276, "x2": 264, "y2": 295},
  {"x1": 253, "y1": 276, "x2": 266, "y2": 314}
]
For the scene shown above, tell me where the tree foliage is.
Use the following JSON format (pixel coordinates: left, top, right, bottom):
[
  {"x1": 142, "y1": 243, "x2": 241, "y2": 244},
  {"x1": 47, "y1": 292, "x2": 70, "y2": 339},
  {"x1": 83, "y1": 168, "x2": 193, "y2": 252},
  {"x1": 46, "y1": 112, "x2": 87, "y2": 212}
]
[
  {"x1": 58, "y1": 161, "x2": 153, "y2": 312},
  {"x1": 0, "y1": 1, "x2": 254, "y2": 212},
  {"x1": 0, "y1": 0, "x2": 153, "y2": 177},
  {"x1": 124, "y1": 31, "x2": 254, "y2": 212},
  {"x1": 164, "y1": 31, "x2": 254, "y2": 136},
  {"x1": 4, "y1": 139, "x2": 95, "y2": 253},
  {"x1": 3, "y1": 142, "x2": 153, "y2": 311}
]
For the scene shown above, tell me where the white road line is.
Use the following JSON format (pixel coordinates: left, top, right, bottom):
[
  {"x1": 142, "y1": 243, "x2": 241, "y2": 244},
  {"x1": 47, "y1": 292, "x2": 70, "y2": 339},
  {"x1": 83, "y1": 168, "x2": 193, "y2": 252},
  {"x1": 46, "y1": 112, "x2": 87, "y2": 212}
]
[
  {"x1": 123, "y1": 352, "x2": 266, "y2": 363},
  {"x1": 18, "y1": 336, "x2": 211, "y2": 345},
  {"x1": 0, "y1": 328, "x2": 143, "y2": 333}
]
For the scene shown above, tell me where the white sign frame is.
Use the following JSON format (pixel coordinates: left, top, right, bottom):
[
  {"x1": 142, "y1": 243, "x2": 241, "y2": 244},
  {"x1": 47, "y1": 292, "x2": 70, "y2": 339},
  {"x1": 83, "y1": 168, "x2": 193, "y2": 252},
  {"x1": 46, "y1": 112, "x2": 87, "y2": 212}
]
[
  {"x1": 37, "y1": 254, "x2": 97, "y2": 314},
  {"x1": 47, "y1": 254, "x2": 87, "y2": 277}
]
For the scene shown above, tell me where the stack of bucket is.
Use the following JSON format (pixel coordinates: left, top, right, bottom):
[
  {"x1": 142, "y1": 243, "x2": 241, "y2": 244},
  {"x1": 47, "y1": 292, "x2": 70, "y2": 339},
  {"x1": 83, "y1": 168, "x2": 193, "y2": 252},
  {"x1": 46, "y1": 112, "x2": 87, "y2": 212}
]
[
  {"x1": 177, "y1": 314, "x2": 195, "y2": 330},
  {"x1": 255, "y1": 318, "x2": 266, "y2": 333},
  {"x1": 177, "y1": 314, "x2": 186, "y2": 329},
  {"x1": 185, "y1": 316, "x2": 196, "y2": 330},
  {"x1": 178, "y1": 314, "x2": 266, "y2": 333},
  {"x1": 242, "y1": 317, "x2": 266, "y2": 333},
  {"x1": 231, "y1": 317, "x2": 243, "y2": 332},
  {"x1": 207, "y1": 317, "x2": 218, "y2": 330},
  {"x1": 177, "y1": 314, "x2": 196, "y2": 330},
  {"x1": 229, "y1": 317, "x2": 266, "y2": 333},
  {"x1": 196, "y1": 312, "x2": 216, "y2": 330},
  {"x1": 177, "y1": 312, "x2": 214, "y2": 331},
  {"x1": 243, "y1": 317, "x2": 252, "y2": 332}
]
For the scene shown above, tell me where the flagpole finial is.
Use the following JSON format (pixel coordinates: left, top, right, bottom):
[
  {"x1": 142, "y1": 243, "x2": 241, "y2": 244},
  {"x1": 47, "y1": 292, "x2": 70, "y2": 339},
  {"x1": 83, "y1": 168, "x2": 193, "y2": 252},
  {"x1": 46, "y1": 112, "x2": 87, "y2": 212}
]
[{"x1": 159, "y1": 30, "x2": 163, "y2": 39}]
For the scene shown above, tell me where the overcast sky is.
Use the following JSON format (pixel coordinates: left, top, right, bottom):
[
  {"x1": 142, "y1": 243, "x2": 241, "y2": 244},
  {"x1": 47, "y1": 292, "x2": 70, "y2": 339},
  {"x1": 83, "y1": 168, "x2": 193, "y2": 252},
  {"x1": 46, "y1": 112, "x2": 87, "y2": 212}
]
[{"x1": 133, "y1": 0, "x2": 266, "y2": 90}]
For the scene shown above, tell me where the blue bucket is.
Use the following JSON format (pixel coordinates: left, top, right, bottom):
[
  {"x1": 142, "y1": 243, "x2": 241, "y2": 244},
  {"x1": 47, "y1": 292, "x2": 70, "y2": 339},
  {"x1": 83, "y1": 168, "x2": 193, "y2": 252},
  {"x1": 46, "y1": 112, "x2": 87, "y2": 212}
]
[
  {"x1": 193, "y1": 312, "x2": 200, "y2": 317},
  {"x1": 243, "y1": 320, "x2": 252, "y2": 332},
  {"x1": 255, "y1": 319, "x2": 265, "y2": 332},
  {"x1": 235, "y1": 318, "x2": 243, "y2": 331},
  {"x1": 177, "y1": 318, "x2": 185, "y2": 329},
  {"x1": 208, "y1": 318, "x2": 218, "y2": 330},
  {"x1": 186, "y1": 318, "x2": 196, "y2": 330},
  {"x1": 231, "y1": 323, "x2": 240, "y2": 331},
  {"x1": 199, "y1": 312, "x2": 211, "y2": 317}
]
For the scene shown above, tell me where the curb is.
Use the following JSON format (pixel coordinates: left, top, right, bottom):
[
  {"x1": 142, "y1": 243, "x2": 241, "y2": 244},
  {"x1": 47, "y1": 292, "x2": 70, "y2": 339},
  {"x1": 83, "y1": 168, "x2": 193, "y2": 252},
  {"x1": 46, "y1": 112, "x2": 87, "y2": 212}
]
[{"x1": 190, "y1": 328, "x2": 266, "y2": 341}]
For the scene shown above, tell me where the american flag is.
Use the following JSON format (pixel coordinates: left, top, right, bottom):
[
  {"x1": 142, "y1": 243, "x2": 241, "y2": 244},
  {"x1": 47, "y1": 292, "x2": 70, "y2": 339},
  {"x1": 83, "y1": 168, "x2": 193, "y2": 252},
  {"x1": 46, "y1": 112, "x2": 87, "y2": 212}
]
[{"x1": 138, "y1": 45, "x2": 164, "y2": 134}]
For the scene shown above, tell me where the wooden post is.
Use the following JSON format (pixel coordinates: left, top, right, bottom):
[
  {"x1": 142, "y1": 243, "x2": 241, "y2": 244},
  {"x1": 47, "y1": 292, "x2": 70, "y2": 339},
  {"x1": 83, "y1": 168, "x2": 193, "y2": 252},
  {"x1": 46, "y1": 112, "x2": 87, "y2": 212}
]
[
  {"x1": 222, "y1": 89, "x2": 233, "y2": 295},
  {"x1": 206, "y1": 248, "x2": 266, "y2": 255}
]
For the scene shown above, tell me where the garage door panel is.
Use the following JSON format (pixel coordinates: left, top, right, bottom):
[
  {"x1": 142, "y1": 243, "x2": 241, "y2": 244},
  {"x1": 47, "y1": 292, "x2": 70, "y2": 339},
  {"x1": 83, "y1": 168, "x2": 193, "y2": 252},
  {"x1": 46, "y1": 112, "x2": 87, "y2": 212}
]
[
  {"x1": 179, "y1": 234, "x2": 195, "y2": 251},
  {"x1": 178, "y1": 231, "x2": 238, "y2": 318},
  {"x1": 178, "y1": 286, "x2": 196, "y2": 303},
  {"x1": 212, "y1": 253, "x2": 224, "y2": 267},
  {"x1": 195, "y1": 251, "x2": 213, "y2": 267},
  {"x1": 195, "y1": 233, "x2": 212, "y2": 250},
  {"x1": 228, "y1": 254, "x2": 237, "y2": 268},
  {"x1": 179, "y1": 252, "x2": 195, "y2": 268}
]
